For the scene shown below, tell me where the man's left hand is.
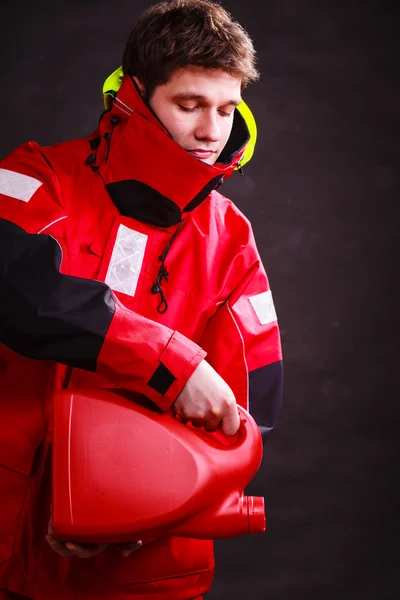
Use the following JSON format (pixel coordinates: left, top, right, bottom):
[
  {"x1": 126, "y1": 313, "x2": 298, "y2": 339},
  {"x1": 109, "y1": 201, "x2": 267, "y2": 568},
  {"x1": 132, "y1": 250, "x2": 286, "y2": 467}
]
[
  {"x1": 115, "y1": 541, "x2": 143, "y2": 557},
  {"x1": 47, "y1": 506, "x2": 142, "y2": 558}
]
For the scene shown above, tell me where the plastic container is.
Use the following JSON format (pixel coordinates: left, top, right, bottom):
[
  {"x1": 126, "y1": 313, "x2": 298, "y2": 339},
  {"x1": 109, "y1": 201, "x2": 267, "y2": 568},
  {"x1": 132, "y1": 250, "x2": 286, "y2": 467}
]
[{"x1": 51, "y1": 388, "x2": 266, "y2": 543}]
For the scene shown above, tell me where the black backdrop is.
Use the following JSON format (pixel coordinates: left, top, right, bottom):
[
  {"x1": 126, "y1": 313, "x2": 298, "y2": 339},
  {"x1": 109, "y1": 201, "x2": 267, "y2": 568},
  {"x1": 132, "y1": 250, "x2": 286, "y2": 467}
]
[{"x1": 1, "y1": 1, "x2": 398, "y2": 599}]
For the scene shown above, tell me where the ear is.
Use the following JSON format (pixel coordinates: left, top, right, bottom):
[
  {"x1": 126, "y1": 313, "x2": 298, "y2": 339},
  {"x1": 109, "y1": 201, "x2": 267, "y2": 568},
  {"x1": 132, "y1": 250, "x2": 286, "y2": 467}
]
[{"x1": 132, "y1": 76, "x2": 146, "y2": 96}]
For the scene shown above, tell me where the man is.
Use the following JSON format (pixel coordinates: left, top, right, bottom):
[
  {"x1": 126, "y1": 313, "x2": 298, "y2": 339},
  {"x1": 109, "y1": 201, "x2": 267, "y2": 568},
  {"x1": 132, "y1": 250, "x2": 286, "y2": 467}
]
[{"x1": 0, "y1": 0, "x2": 283, "y2": 598}]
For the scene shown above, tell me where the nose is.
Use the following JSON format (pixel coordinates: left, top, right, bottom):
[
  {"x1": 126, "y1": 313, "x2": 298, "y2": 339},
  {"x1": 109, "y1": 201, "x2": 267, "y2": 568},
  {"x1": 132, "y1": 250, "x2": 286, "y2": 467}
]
[{"x1": 194, "y1": 111, "x2": 222, "y2": 143}]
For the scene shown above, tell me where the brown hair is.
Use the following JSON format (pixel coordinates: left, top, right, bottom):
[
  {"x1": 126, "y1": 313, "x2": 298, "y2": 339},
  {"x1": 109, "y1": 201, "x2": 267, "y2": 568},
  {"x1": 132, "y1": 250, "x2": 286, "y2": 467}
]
[{"x1": 122, "y1": 0, "x2": 259, "y2": 98}]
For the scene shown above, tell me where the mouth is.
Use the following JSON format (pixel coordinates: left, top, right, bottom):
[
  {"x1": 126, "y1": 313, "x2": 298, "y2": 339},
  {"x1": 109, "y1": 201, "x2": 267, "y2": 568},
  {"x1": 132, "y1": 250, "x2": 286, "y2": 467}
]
[{"x1": 187, "y1": 149, "x2": 216, "y2": 160}]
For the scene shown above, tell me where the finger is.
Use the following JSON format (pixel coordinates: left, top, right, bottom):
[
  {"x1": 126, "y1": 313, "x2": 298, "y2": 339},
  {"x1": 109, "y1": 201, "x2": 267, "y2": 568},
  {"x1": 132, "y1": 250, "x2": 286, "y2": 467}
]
[
  {"x1": 64, "y1": 542, "x2": 107, "y2": 558},
  {"x1": 203, "y1": 415, "x2": 221, "y2": 433},
  {"x1": 173, "y1": 412, "x2": 187, "y2": 423},
  {"x1": 221, "y1": 404, "x2": 240, "y2": 436},
  {"x1": 46, "y1": 534, "x2": 74, "y2": 558},
  {"x1": 190, "y1": 418, "x2": 206, "y2": 428},
  {"x1": 119, "y1": 541, "x2": 143, "y2": 557}
]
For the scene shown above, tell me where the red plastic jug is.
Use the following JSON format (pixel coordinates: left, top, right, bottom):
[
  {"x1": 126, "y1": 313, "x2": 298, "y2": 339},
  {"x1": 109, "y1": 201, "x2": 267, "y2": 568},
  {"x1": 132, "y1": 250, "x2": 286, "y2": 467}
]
[{"x1": 51, "y1": 388, "x2": 266, "y2": 544}]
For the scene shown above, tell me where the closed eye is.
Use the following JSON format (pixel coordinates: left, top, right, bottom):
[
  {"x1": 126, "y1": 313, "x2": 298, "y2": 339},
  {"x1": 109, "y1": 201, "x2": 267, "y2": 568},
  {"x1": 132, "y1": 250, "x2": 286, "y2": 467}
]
[
  {"x1": 178, "y1": 105, "x2": 197, "y2": 113},
  {"x1": 178, "y1": 105, "x2": 233, "y2": 118}
]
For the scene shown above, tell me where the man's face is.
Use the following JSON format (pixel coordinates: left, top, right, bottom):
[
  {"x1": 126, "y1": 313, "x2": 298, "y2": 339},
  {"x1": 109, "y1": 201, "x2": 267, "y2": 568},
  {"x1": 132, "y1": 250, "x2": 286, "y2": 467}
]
[{"x1": 134, "y1": 66, "x2": 242, "y2": 165}]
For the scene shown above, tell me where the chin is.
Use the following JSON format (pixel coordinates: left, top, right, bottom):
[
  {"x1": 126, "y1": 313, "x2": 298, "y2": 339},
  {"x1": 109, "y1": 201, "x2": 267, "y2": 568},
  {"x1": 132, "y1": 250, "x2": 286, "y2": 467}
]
[
  {"x1": 190, "y1": 156, "x2": 216, "y2": 166},
  {"x1": 202, "y1": 157, "x2": 218, "y2": 166}
]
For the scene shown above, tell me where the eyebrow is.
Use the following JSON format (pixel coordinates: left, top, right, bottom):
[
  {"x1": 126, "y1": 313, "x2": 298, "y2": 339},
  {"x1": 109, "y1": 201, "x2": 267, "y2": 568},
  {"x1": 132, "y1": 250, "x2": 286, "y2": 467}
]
[{"x1": 172, "y1": 92, "x2": 241, "y2": 107}]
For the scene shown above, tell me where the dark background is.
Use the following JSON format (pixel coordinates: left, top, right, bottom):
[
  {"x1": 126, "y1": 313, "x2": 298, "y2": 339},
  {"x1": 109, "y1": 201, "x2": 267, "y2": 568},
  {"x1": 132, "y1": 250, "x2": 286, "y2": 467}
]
[{"x1": 1, "y1": 1, "x2": 398, "y2": 598}]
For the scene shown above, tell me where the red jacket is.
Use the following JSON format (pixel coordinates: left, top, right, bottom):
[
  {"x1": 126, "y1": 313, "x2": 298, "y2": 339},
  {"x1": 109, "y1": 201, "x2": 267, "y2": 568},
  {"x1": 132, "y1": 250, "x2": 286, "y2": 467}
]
[{"x1": 0, "y1": 75, "x2": 283, "y2": 599}]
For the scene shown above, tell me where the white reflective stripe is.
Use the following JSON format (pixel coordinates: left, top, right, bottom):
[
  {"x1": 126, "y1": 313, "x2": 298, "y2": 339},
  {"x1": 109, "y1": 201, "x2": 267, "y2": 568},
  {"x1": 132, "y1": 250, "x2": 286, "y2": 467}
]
[
  {"x1": 115, "y1": 104, "x2": 133, "y2": 117},
  {"x1": 0, "y1": 168, "x2": 43, "y2": 202},
  {"x1": 114, "y1": 97, "x2": 133, "y2": 113},
  {"x1": 248, "y1": 290, "x2": 277, "y2": 325},
  {"x1": 37, "y1": 215, "x2": 68, "y2": 234},
  {"x1": 105, "y1": 224, "x2": 148, "y2": 297},
  {"x1": 115, "y1": 97, "x2": 133, "y2": 117}
]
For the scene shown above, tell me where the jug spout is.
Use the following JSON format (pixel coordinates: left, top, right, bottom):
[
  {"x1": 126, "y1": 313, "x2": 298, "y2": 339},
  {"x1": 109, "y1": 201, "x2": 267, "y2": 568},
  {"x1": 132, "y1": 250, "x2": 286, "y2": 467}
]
[
  {"x1": 171, "y1": 490, "x2": 266, "y2": 539},
  {"x1": 246, "y1": 495, "x2": 266, "y2": 534}
]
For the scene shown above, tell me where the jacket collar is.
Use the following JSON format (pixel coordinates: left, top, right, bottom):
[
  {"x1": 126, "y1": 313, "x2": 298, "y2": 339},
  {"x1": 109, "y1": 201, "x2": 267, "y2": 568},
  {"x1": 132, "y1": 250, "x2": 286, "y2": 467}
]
[{"x1": 87, "y1": 75, "x2": 249, "y2": 228}]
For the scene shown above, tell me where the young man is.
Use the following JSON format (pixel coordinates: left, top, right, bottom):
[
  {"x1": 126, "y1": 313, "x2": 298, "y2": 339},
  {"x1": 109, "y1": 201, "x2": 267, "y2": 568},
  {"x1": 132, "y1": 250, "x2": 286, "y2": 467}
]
[{"x1": 0, "y1": 0, "x2": 283, "y2": 598}]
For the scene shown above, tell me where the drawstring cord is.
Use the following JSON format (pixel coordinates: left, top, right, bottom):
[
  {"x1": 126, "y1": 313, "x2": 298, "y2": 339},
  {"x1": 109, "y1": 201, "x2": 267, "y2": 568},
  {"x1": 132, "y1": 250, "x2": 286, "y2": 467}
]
[{"x1": 151, "y1": 218, "x2": 184, "y2": 314}]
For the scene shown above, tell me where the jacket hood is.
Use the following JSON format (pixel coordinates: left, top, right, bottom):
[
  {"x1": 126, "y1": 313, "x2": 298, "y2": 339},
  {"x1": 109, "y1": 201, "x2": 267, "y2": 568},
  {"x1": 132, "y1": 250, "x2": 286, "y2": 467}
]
[{"x1": 87, "y1": 75, "x2": 250, "y2": 228}]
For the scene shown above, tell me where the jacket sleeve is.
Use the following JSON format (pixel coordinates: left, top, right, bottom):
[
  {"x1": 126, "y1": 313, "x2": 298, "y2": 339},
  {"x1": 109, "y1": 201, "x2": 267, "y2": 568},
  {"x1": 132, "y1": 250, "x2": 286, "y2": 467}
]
[
  {"x1": 0, "y1": 142, "x2": 206, "y2": 411},
  {"x1": 197, "y1": 239, "x2": 283, "y2": 443}
]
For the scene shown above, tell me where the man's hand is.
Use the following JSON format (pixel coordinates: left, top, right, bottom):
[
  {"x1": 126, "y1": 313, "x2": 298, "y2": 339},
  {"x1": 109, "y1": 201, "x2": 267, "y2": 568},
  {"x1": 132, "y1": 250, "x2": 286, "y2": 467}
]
[
  {"x1": 114, "y1": 541, "x2": 143, "y2": 557},
  {"x1": 46, "y1": 511, "x2": 107, "y2": 558},
  {"x1": 172, "y1": 359, "x2": 240, "y2": 436},
  {"x1": 46, "y1": 509, "x2": 142, "y2": 558}
]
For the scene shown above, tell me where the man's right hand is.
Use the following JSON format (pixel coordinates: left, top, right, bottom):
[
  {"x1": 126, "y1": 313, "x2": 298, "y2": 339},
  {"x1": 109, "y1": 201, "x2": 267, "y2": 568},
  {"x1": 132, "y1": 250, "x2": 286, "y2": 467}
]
[{"x1": 171, "y1": 359, "x2": 240, "y2": 436}]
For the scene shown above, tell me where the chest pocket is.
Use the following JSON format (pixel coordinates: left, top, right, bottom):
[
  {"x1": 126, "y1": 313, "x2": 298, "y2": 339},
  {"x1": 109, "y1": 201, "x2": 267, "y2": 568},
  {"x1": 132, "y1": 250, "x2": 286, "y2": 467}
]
[{"x1": 71, "y1": 241, "x2": 107, "y2": 280}]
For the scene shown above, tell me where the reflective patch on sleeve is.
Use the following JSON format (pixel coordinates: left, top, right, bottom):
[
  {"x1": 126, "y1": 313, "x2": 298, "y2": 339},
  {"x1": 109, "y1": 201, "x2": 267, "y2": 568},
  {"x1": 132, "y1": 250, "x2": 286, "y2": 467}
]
[
  {"x1": 248, "y1": 290, "x2": 277, "y2": 325},
  {"x1": 0, "y1": 168, "x2": 43, "y2": 202}
]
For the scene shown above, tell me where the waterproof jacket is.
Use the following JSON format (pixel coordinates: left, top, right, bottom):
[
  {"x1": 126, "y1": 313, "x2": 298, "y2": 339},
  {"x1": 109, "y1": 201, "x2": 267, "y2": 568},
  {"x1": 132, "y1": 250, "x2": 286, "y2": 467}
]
[{"x1": 0, "y1": 75, "x2": 283, "y2": 599}]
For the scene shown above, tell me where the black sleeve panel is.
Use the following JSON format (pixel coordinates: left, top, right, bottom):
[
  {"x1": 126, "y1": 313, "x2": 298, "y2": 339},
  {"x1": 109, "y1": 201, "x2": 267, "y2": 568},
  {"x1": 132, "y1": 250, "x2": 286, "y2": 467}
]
[
  {"x1": 248, "y1": 360, "x2": 283, "y2": 443},
  {"x1": 0, "y1": 218, "x2": 115, "y2": 370}
]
